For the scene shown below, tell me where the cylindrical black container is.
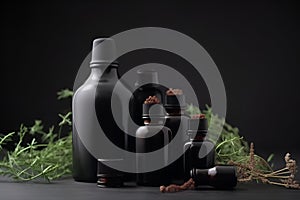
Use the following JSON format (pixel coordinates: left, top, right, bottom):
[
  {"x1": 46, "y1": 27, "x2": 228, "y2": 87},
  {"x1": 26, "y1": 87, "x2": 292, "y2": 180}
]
[
  {"x1": 190, "y1": 166, "x2": 237, "y2": 189},
  {"x1": 72, "y1": 38, "x2": 129, "y2": 182},
  {"x1": 97, "y1": 159, "x2": 124, "y2": 188},
  {"x1": 136, "y1": 102, "x2": 172, "y2": 186},
  {"x1": 164, "y1": 90, "x2": 189, "y2": 182},
  {"x1": 183, "y1": 117, "x2": 215, "y2": 181}
]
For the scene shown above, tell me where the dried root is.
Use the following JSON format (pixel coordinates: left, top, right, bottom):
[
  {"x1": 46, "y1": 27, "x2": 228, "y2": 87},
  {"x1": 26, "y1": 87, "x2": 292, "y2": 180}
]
[
  {"x1": 229, "y1": 143, "x2": 300, "y2": 189},
  {"x1": 166, "y1": 88, "x2": 183, "y2": 96},
  {"x1": 160, "y1": 178, "x2": 195, "y2": 193},
  {"x1": 144, "y1": 96, "x2": 160, "y2": 104}
]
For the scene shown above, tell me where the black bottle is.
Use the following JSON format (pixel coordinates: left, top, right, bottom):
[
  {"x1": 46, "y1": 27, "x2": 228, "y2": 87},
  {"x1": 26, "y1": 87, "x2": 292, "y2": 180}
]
[
  {"x1": 125, "y1": 70, "x2": 166, "y2": 182},
  {"x1": 73, "y1": 38, "x2": 128, "y2": 182},
  {"x1": 164, "y1": 89, "x2": 189, "y2": 181},
  {"x1": 136, "y1": 98, "x2": 172, "y2": 186},
  {"x1": 190, "y1": 166, "x2": 237, "y2": 189},
  {"x1": 129, "y1": 69, "x2": 165, "y2": 126},
  {"x1": 183, "y1": 115, "x2": 215, "y2": 181}
]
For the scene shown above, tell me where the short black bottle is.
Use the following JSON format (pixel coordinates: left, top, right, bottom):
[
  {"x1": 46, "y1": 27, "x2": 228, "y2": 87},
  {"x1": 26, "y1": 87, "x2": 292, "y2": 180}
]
[
  {"x1": 190, "y1": 166, "x2": 237, "y2": 189},
  {"x1": 183, "y1": 115, "x2": 215, "y2": 181},
  {"x1": 136, "y1": 97, "x2": 172, "y2": 186},
  {"x1": 164, "y1": 89, "x2": 189, "y2": 181}
]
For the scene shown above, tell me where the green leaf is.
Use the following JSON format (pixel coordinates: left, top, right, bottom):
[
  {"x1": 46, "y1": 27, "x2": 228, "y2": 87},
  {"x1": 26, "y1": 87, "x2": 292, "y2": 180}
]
[
  {"x1": 29, "y1": 120, "x2": 44, "y2": 135},
  {"x1": 57, "y1": 89, "x2": 73, "y2": 100},
  {"x1": 267, "y1": 153, "x2": 275, "y2": 163}
]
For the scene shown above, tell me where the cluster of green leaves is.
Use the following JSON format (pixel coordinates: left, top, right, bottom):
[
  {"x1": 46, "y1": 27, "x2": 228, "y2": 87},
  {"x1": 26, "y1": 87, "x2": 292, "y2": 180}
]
[
  {"x1": 186, "y1": 104, "x2": 273, "y2": 171},
  {"x1": 0, "y1": 89, "x2": 73, "y2": 182}
]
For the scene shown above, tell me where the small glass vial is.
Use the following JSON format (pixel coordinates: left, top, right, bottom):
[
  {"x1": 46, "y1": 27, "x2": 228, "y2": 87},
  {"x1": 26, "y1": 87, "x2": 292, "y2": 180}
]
[
  {"x1": 183, "y1": 115, "x2": 215, "y2": 181},
  {"x1": 136, "y1": 96, "x2": 172, "y2": 186},
  {"x1": 190, "y1": 166, "x2": 237, "y2": 189}
]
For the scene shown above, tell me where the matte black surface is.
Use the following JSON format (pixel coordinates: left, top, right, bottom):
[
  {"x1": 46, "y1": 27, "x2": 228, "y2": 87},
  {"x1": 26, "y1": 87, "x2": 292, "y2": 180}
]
[{"x1": 0, "y1": 178, "x2": 300, "y2": 200}]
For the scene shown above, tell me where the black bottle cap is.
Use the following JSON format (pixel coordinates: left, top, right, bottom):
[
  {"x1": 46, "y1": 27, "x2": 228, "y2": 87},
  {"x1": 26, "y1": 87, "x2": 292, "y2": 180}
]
[
  {"x1": 90, "y1": 38, "x2": 118, "y2": 67},
  {"x1": 188, "y1": 118, "x2": 208, "y2": 132},
  {"x1": 97, "y1": 159, "x2": 124, "y2": 188},
  {"x1": 142, "y1": 103, "x2": 165, "y2": 118},
  {"x1": 165, "y1": 94, "x2": 186, "y2": 109},
  {"x1": 135, "y1": 69, "x2": 159, "y2": 87}
]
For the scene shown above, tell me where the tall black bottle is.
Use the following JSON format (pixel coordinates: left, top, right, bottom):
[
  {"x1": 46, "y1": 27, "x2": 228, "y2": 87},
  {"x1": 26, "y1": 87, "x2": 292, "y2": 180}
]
[
  {"x1": 136, "y1": 101, "x2": 172, "y2": 186},
  {"x1": 128, "y1": 70, "x2": 166, "y2": 152},
  {"x1": 164, "y1": 90, "x2": 189, "y2": 182},
  {"x1": 183, "y1": 116, "x2": 215, "y2": 181},
  {"x1": 72, "y1": 38, "x2": 127, "y2": 182}
]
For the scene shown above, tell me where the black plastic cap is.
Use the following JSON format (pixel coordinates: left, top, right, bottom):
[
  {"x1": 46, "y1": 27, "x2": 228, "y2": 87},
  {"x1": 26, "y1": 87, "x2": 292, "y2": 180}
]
[
  {"x1": 165, "y1": 94, "x2": 186, "y2": 108},
  {"x1": 188, "y1": 118, "x2": 208, "y2": 131},
  {"x1": 90, "y1": 38, "x2": 118, "y2": 66},
  {"x1": 97, "y1": 159, "x2": 124, "y2": 188},
  {"x1": 142, "y1": 103, "x2": 165, "y2": 117},
  {"x1": 135, "y1": 69, "x2": 159, "y2": 87}
]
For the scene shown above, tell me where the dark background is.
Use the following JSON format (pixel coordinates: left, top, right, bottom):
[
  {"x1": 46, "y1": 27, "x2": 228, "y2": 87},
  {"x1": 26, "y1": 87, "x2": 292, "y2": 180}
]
[{"x1": 0, "y1": 0, "x2": 299, "y2": 164}]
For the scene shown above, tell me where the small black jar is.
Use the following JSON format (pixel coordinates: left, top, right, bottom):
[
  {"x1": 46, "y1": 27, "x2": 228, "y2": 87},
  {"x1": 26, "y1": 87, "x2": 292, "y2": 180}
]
[{"x1": 183, "y1": 116, "x2": 215, "y2": 181}]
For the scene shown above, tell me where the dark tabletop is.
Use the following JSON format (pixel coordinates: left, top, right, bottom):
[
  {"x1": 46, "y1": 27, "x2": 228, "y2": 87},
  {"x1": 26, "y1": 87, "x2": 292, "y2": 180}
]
[{"x1": 0, "y1": 178, "x2": 300, "y2": 200}]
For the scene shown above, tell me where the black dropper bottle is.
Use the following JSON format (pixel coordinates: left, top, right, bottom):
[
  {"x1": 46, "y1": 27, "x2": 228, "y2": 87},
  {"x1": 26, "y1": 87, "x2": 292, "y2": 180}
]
[
  {"x1": 136, "y1": 96, "x2": 172, "y2": 186},
  {"x1": 190, "y1": 166, "x2": 237, "y2": 189},
  {"x1": 183, "y1": 115, "x2": 215, "y2": 181}
]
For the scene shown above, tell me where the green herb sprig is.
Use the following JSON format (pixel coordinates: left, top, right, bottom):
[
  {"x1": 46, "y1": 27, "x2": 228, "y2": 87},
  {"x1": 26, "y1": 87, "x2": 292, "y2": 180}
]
[{"x1": 0, "y1": 89, "x2": 73, "y2": 182}]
